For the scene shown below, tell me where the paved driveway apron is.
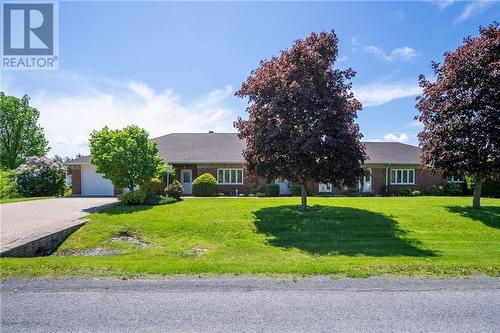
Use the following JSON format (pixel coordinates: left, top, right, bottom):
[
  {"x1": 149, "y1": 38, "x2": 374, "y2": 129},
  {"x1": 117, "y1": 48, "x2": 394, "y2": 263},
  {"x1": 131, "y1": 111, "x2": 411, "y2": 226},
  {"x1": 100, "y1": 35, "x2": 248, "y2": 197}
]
[{"x1": 0, "y1": 198, "x2": 117, "y2": 251}]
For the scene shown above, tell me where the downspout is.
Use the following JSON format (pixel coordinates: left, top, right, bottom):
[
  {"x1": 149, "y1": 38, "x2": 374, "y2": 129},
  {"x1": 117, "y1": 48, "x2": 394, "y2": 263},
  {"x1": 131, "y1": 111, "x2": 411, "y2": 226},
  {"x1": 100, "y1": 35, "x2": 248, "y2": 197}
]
[{"x1": 385, "y1": 163, "x2": 391, "y2": 193}]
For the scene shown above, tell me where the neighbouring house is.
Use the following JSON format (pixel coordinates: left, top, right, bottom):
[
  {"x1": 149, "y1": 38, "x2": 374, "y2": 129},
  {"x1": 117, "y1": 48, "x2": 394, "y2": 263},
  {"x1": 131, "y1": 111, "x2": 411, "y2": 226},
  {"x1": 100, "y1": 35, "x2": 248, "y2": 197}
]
[{"x1": 66, "y1": 132, "x2": 460, "y2": 196}]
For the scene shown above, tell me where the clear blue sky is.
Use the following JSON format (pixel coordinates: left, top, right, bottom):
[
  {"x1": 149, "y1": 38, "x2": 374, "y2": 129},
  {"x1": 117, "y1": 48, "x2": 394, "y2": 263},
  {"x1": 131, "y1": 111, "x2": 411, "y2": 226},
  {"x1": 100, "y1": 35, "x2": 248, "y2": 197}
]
[{"x1": 2, "y1": 0, "x2": 498, "y2": 157}]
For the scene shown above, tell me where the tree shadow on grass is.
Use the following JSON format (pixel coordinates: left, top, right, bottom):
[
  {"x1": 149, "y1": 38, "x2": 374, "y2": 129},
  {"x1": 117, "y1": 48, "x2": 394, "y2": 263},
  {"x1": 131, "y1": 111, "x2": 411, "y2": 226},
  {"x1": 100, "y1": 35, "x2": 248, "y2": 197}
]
[
  {"x1": 254, "y1": 205, "x2": 436, "y2": 257},
  {"x1": 446, "y1": 206, "x2": 500, "y2": 229}
]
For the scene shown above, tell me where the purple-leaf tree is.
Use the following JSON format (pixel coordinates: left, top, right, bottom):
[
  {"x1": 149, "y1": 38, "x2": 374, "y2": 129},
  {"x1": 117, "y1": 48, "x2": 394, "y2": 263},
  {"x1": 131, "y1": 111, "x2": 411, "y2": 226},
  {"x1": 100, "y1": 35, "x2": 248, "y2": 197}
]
[
  {"x1": 416, "y1": 22, "x2": 500, "y2": 209},
  {"x1": 235, "y1": 30, "x2": 365, "y2": 209}
]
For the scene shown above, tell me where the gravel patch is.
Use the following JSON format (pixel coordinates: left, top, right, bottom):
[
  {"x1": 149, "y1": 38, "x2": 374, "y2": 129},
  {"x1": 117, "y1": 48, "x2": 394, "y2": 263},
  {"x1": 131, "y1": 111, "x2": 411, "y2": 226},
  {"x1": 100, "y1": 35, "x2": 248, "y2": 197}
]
[{"x1": 109, "y1": 236, "x2": 149, "y2": 248}]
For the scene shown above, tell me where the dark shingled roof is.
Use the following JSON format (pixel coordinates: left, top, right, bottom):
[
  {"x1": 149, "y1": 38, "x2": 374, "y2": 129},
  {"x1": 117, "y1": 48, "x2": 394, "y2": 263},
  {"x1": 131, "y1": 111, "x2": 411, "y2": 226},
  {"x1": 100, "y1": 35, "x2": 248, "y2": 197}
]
[
  {"x1": 153, "y1": 133, "x2": 246, "y2": 163},
  {"x1": 363, "y1": 142, "x2": 421, "y2": 164},
  {"x1": 66, "y1": 133, "x2": 421, "y2": 165}
]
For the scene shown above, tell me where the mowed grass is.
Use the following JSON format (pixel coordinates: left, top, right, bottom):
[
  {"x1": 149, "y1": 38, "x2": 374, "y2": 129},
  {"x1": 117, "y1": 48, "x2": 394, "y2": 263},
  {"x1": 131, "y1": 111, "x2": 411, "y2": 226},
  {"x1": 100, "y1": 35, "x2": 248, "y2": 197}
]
[
  {"x1": 1, "y1": 197, "x2": 499, "y2": 279},
  {"x1": 0, "y1": 196, "x2": 52, "y2": 204}
]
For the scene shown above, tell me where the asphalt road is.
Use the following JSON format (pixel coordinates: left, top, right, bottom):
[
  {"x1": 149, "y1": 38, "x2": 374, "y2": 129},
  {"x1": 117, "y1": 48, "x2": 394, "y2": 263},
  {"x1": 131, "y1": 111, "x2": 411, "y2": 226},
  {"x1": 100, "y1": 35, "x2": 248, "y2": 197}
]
[{"x1": 1, "y1": 276, "x2": 499, "y2": 332}]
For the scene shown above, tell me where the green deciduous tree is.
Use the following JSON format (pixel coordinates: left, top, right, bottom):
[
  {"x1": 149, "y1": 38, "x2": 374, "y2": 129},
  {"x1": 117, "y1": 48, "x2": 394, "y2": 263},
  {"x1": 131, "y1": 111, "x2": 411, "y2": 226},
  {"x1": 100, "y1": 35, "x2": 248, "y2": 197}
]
[
  {"x1": 89, "y1": 125, "x2": 163, "y2": 191},
  {"x1": 0, "y1": 93, "x2": 49, "y2": 169}
]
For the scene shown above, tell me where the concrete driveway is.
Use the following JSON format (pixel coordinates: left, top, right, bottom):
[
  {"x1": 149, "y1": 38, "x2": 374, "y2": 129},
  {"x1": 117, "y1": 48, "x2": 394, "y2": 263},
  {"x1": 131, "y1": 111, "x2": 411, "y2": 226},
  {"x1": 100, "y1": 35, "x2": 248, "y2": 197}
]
[{"x1": 0, "y1": 197, "x2": 117, "y2": 253}]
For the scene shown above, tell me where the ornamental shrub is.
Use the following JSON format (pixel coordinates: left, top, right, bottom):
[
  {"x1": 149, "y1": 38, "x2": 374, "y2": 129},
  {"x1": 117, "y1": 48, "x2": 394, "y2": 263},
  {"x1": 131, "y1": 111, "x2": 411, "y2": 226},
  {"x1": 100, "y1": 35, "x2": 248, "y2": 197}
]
[
  {"x1": 140, "y1": 177, "x2": 165, "y2": 195},
  {"x1": 443, "y1": 183, "x2": 462, "y2": 196},
  {"x1": 392, "y1": 188, "x2": 413, "y2": 197},
  {"x1": 265, "y1": 184, "x2": 280, "y2": 197},
  {"x1": 482, "y1": 175, "x2": 500, "y2": 197},
  {"x1": 16, "y1": 157, "x2": 67, "y2": 197},
  {"x1": 246, "y1": 183, "x2": 259, "y2": 195},
  {"x1": 291, "y1": 184, "x2": 302, "y2": 196},
  {"x1": 118, "y1": 191, "x2": 147, "y2": 205},
  {"x1": 144, "y1": 194, "x2": 177, "y2": 205},
  {"x1": 466, "y1": 174, "x2": 500, "y2": 197},
  {"x1": 192, "y1": 173, "x2": 218, "y2": 197},
  {"x1": 166, "y1": 180, "x2": 183, "y2": 201},
  {"x1": 422, "y1": 185, "x2": 445, "y2": 196},
  {"x1": 0, "y1": 170, "x2": 18, "y2": 199},
  {"x1": 342, "y1": 188, "x2": 360, "y2": 197}
]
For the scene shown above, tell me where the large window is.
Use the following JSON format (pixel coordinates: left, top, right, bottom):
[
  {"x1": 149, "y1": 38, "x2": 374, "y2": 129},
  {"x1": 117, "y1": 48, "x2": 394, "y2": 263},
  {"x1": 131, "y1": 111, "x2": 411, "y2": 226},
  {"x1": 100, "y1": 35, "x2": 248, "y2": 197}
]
[
  {"x1": 217, "y1": 168, "x2": 243, "y2": 184},
  {"x1": 318, "y1": 183, "x2": 332, "y2": 192},
  {"x1": 447, "y1": 176, "x2": 464, "y2": 183},
  {"x1": 390, "y1": 169, "x2": 415, "y2": 185}
]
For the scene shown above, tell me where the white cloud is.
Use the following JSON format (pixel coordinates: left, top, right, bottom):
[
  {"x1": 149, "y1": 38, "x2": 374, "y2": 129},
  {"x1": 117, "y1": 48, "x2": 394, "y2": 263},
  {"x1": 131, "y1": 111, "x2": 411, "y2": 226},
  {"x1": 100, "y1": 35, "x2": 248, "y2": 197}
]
[
  {"x1": 2, "y1": 71, "x2": 236, "y2": 158},
  {"x1": 427, "y1": 0, "x2": 456, "y2": 10},
  {"x1": 351, "y1": 38, "x2": 417, "y2": 61},
  {"x1": 353, "y1": 82, "x2": 422, "y2": 107},
  {"x1": 455, "y1": 0, "x2": 495, "y2": 22},
  {"x1": 337, "y1": 56, "x2": 348, "y2": 62},
  {"x1": 369, "y1": 133, "x2": 410, "y2": 143},
  {"x1": 383, "y1": 133, "x2": 410, "y2": 143}
]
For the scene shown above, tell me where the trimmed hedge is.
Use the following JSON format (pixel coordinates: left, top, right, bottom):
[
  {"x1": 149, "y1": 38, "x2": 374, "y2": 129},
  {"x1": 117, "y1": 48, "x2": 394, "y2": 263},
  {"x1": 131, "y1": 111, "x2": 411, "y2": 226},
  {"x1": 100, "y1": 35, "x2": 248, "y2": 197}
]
[
  {"x1": 265, "y1": 184, "x2": 280, "y2": 197},
  {"x1": 118, "y1": 191, "x2": 147, "y2": 205},
  {"x1": 192, "y1": 173, "x2": 218, "y2": 197},
  {"x1": 118, "y1": 191, "x2": 177, "y2": 205}
]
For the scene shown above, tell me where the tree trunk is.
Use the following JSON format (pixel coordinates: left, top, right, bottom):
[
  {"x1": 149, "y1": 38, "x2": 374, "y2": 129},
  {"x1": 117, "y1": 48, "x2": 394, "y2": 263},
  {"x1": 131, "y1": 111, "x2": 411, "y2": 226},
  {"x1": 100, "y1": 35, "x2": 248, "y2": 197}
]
[
  {"x1": 300, "y1": 184, "x2": 307, "y2": 210},
  {"x1": 472, "y1": 175, "x2": 482, "y2": 210}
]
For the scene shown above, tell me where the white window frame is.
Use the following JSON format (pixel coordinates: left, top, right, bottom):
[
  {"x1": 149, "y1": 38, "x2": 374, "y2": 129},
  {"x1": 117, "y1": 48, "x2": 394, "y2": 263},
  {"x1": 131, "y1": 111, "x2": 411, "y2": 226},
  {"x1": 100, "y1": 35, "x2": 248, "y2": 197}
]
[
  {"x1": 390, "y1": 169, "x2": 415, "y2": 185},
  {"x1": 217, "y1": 168, "x2": 243, "y2": 185},
  {"x1": 447, "y1": 176, "x2": 464, "y2": 183},
  {"x1": 318, "y1": 183, "x2": 333, "y2": 193}
]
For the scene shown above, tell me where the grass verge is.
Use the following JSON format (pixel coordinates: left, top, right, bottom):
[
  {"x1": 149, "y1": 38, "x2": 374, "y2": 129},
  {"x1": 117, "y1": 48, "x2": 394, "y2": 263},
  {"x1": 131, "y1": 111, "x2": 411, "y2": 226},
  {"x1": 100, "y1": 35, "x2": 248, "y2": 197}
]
[
  {"x1": 0, "y1": 196, "x2": 53, "y2": 204},
  {"x1": 1, "y1": 196, "x2": 499, "y2": 279}
]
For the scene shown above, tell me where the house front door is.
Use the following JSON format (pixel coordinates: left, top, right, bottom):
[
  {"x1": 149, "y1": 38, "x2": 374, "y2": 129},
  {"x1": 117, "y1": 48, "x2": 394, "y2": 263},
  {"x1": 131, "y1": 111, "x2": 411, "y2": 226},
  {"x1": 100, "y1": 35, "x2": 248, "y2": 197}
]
[
  {"x1": 181, "y1": 169, "x2": 193, "y2": 195},
  {"x1": 276, "y1": 179, "x2": 292, "y2": 195},
  {"x1": 362, "y1": 168, "x2": 372, "y2": 192}
]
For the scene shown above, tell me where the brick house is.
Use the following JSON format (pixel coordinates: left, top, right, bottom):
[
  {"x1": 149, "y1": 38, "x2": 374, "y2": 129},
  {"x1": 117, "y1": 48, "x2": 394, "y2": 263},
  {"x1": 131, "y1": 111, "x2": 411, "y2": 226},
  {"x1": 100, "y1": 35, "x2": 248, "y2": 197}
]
[{"x1": 66, "y1": 132, "x2": 452, "y2": 196}]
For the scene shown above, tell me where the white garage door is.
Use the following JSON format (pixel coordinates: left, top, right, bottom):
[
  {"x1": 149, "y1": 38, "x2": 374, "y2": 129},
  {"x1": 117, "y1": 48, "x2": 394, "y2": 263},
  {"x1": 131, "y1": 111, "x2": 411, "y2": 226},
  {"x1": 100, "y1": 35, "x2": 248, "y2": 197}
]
[{"x1": 81, "y1": 165, "x2": 114, "y2": 196}]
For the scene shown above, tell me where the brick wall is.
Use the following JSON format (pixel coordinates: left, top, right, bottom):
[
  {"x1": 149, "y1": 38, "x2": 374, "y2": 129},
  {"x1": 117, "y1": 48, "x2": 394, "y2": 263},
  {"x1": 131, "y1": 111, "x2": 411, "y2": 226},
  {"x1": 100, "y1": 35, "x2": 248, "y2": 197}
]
[
  {"x1": 170, "y1": 163, "x2": 447, "y2": 196},
  {"x1": 371, "y1": 167, "x2": 386, "y2": 193},
  {"x1": 386, "y1": 167, "x2": 446, "y2": 192},
  {"x1": 172, "y1": 163, "x2": 268, "y2": 195}
]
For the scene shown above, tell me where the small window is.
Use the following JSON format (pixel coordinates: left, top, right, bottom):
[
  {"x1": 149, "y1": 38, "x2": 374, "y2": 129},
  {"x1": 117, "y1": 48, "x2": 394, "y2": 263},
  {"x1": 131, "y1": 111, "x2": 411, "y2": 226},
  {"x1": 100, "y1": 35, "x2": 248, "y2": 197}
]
[
  {"x1": 390, "y1": 169, "x2": 415, "y2": 185},
  {"x1": 182, "y1": 170, "x2": 191, "y2": 183},
  {"x1": 217, "y1": 168, "x2": 244, "y2": 184}
]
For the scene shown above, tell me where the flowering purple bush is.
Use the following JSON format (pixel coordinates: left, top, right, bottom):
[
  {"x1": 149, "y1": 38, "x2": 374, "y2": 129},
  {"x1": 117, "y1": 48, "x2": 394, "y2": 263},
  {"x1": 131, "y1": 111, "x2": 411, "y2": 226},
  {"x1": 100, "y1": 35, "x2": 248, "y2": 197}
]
[{"x1": 16, "y1": 157, "x2": 67, "y2": 197}]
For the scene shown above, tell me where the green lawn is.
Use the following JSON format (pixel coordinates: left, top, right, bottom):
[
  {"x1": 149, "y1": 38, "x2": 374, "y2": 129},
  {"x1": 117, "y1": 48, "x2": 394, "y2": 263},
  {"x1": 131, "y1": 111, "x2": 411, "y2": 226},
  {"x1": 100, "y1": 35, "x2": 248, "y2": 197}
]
[
  {"x1": 1, "y1": 197, "x2": 499, "y2": 279},
  {"x1": 0, "y1": 196, "x2": 53, "y2": 204}
]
